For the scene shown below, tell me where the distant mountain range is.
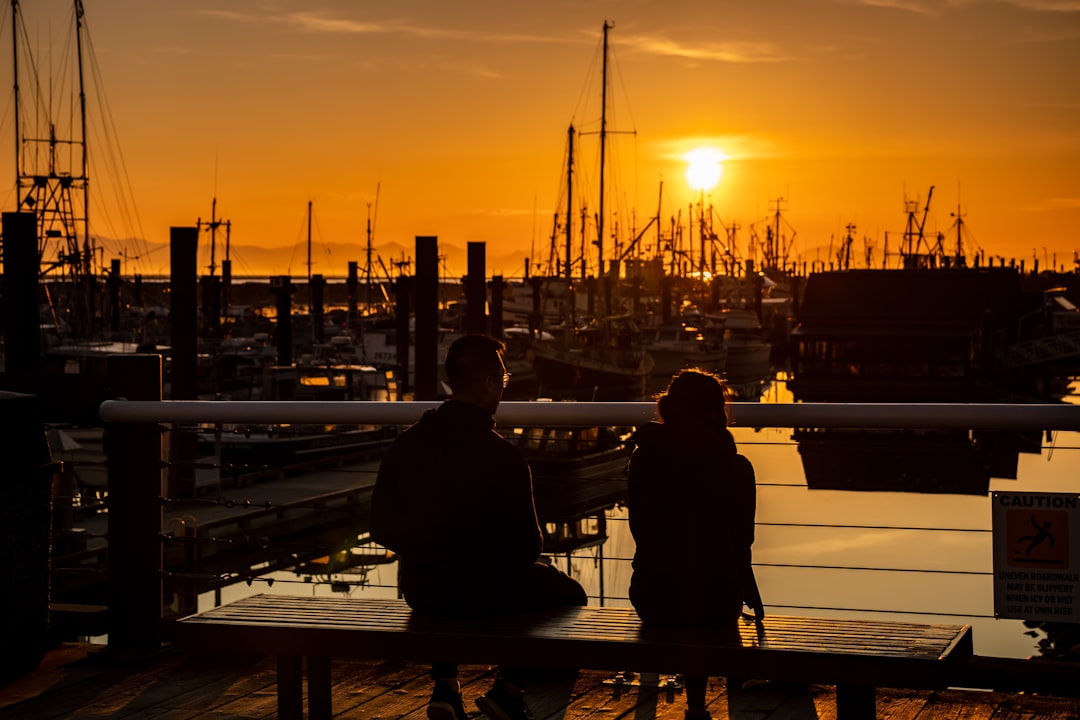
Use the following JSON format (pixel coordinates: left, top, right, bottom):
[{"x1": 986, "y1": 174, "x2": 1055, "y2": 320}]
[{"x1": 107, "y1": 238, "x2": 538, "y2": 280}]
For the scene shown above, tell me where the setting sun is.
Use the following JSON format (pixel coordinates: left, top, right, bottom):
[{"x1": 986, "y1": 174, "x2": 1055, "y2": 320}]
[{"x1": 684, "y1": 147, "x2": 726, "y2": 192}]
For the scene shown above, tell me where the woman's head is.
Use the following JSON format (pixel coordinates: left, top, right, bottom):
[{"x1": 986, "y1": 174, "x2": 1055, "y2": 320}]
[{"x1": 656, "y1": 369, "x2": 731, "y2": 427}]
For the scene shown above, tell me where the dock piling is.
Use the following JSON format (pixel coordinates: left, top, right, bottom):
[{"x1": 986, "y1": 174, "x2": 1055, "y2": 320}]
[{"x1": 106, "y1": 353, "x2": 164, "y2": 656}]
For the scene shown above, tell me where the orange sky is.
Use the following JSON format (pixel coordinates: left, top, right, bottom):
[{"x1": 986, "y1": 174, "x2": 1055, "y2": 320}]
[{"x1": 2, "y1": 0, "x2": 1078, "y2": 279}]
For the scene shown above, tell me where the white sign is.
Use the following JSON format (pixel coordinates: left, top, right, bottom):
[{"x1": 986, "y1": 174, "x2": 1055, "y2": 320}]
[{"x1": 992, "y1": 492, "x2": 1080, "y2": 623}]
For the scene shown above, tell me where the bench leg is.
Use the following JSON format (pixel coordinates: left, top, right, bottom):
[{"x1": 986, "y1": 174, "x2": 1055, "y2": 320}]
[
  {"x1": 308, "y1": 656, "x2": 332, "y2": 720},
  {"x1": 277, "y1": 655, "x2": 303, "y2": 720},
  {"x1": 835, "y1": 685, "x2": 875, "y2": 720}
]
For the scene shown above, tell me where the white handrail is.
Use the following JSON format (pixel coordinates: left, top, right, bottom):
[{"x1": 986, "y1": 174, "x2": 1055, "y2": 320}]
[{"x1": 97, "y1": 399, "x2": 1080, "y2": 430}]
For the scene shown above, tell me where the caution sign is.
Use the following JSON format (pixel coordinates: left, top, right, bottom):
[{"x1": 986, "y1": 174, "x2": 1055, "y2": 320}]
[{"x1": 992, "y1": 492, "x2": 1080, "y2": 622}]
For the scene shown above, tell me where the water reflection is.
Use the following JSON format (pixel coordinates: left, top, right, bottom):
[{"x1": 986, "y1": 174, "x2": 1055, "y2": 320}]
[{"x1": 795, "y1": 428, "x2": 1044, "y2": 495}]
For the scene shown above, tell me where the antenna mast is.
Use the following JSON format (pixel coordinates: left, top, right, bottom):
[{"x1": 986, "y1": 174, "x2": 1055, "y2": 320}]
[
  {"x1": 13, "y1": 0, "x2": 96, "y2": 333},
  {"x1": 366, "y1": 183, "x2": 380, "y2": 309},
  {"x1": 596, "y1": 21, "x2": 611, "y2": 281},
  {"x1": 565, "y1": 125, "x2": 574, "y2": 280}
]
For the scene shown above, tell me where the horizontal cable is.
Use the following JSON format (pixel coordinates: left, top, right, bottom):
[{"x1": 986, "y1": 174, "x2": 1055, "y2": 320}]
[
  {"x1": 765, "y1": 603, "x2": 996, "y2": 620},
  {"x1": 754, "y1": 562, "x2": 991, "y2": 576},
  {"x1": 757, "y1": 522, "x2": 991, "y2": 533}
]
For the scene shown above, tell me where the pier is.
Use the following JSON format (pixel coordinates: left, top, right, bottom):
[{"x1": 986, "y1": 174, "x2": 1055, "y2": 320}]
[
  {"x1": 5, "y1": 370, "x2": 1080, "y2": 713},
  {"x1": 2, "y1": 648, "x2": 1078, "y2": 719}
]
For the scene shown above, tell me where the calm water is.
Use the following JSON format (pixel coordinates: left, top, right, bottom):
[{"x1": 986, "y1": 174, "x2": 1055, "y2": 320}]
[{"x1": 204, "y1": 377, "x2": 1080, "y2": 661}]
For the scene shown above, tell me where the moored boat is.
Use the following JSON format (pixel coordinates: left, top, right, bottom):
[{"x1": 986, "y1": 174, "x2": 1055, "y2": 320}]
[
  {"x1": 707, "y1": 308, "x2": 772, "y2": 391},
  {"x1": 531, "y1": 316, "x2": 655, "y2": 401},
  {"x1": 641, "y1": 321, "x2": 727, "y2": 382}
]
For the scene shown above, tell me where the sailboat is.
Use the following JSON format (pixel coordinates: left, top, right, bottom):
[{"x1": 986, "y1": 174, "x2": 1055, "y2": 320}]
[{"x1": 529, "y1": 22, "x2": 655, "y2": 401}]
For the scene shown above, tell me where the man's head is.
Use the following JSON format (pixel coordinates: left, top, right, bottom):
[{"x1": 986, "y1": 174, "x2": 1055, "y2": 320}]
[{"x1": 445, "y1": 333, "x2": 508, "y2": 415}]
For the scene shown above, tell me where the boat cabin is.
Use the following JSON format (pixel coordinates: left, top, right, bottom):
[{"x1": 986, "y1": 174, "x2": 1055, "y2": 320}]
[{"x1": 789, "y1": 268, "x2": 1037, "y2": 403}]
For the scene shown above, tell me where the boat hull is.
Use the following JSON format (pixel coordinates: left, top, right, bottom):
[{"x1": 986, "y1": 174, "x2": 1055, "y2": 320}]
[{"x1": 532, "y1": 348, "x2": 653, "y2": 401}]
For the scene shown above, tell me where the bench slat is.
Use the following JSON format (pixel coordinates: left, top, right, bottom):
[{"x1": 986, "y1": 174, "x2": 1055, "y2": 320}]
[{"x1": 179, "y1": 594, "x2": 972, "y2": 689}]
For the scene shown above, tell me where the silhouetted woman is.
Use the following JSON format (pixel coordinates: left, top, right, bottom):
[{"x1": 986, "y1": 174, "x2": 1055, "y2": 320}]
[{"x1": 626, "y1": 368, "x2": 761, "y2": 719}]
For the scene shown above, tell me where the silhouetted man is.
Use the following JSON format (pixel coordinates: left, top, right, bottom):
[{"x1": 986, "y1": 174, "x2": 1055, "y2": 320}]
[{"x1": 372, "y1": 333, "x2": 586, "y2": 720}]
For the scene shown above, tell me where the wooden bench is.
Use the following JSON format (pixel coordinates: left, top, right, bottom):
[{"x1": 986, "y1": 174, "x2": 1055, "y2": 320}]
[{"x1": 177, "y1": 594, "x2": 973, "y2": 720}]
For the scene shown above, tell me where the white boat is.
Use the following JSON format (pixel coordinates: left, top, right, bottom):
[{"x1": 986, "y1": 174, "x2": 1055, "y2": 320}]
[
  {"x1": 531, "y1": 316, "x2": 655, "y2": 402},
  {"x1": 499, "y1": 278, "x2": 580, "y2": 327},
  {"x1": 312, "y1": 325, "x2": 461, "y2": 392},
  {"x1": 709, "y1": 308, "x2": 772, "y2": 389},
  {"x1": 641, "y1": 322, "x2": 727, "y2": 380}
]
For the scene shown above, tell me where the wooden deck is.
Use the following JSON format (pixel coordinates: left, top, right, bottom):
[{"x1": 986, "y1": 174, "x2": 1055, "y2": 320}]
[{"x1": 1, "y1": 643, "x2": 1076, "y2": 720}]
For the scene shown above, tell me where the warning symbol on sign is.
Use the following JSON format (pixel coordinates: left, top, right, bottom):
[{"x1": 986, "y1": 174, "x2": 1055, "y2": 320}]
[{"x1": 1006, "y1": 509, "x2": 1069, "y2": 568}]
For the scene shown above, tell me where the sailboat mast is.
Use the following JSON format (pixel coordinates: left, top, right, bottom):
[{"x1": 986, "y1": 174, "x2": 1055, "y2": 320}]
[
  {"x1": 11, "y1": 0, "x2": 20, "y2": 197},
  {"x1": 366, "y1": 182, "x2": 379, "y2": 310},
  {"x1": 597, "y1": 20, "x2": 611, "y2": 280},
  {"x1": 209, "y1": 197, "x2": 218, "y2": 276},
  {"x1": 75, "y1": 0, "x2": 90, "y2": 266},
  {"x1": 307, "y1": 200, "x2": 313, "y2": 285},
  {"x1": 565, "y1": 124, "x2": 574, "y2": 280}
]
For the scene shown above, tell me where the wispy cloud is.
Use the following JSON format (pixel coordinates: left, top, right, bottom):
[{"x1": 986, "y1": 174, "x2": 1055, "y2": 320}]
[
  {"x1": 198, "y1": 9, "x2": 792, "y2": 63},
  {"x1": 844, "y1": 0, "x2": 1080, "y2": 13},
  {"x1": 470, "y1": 207, "x2": 535, "y2": 217},
  {"x1": 1024, "y1": 197, "x2": 1080, "y2": 211},
  {"x1": 620, "y1": 33, "x2": 791, "y2": 63},
  {"x1": 197, "y1": 9, "x2": 566, "y2": 45},
  {"x1": 852, "y1": 0, "x2": 938, "y2": 14},
  {"x1": 986, "y1": 0, "x2": 1080, "y2": 10}
]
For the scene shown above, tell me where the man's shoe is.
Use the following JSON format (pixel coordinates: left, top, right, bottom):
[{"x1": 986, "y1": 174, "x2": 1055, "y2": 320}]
[
  {"x1": 474, "y1": 679, "x2": 534, "y2": 720},
  {"x1": 428, "y1": 680, "x2": 469, "y2": 720}
]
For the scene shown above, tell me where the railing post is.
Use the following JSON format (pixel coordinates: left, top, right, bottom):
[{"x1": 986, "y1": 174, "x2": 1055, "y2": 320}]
[{"x1": 105, "y1": 354, "x2": 164, "y2": 656}]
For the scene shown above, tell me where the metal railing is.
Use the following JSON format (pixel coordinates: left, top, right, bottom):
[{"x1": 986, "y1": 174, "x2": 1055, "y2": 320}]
[
  {"x1": 99, "y1": 398, "x2": 1080, "y2": 430},
  {"x1": 96, "y1": 355, "x2": 1080, "y2": 654}
]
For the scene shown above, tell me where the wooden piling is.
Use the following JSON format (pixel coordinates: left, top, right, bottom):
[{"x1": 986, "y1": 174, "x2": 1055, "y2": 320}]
[
  {"x1": 415, "y1": 237, "x2": 439, "y2": 400},
  {"x1": 105, "y1": 353, "x2": 164, "y2": 656},
  {"x1": 466, "y1": 241, "x2": 487, "y2": 335}
]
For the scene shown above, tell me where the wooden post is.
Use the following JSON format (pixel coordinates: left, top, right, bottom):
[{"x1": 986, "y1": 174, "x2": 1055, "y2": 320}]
[
  {"x1": 106, "y1": 353, "x2": 164, "y2": 656},
  {"x1": 170, "y1": 229, "x2": 199, "y2": 498},
  {"x1": 271, "y1": 276, "x2": 294, "y2": 368},
  {"x1": 311, "y1": 274, "x2": 326, "y2": 344},
  {"x1": 221, "y1": 259, "x2": 232, "y2": 324},
  {"x1": 415, "y1": 237, "x2": 439, "y2": 400},
  {"x1": 0, "y1": 392, "x2": 53, "y2": 682},
  {"x1": 394, "y1": 275, "x2": 412, "y2": 399},
  {"x1": 489, "y1": 275, "x2": 505, "y2": 341},
  {"x1": 465, "y1": 241, "x2": 487, "y2": 334},
  {"x1": 199, "y1": 275, "x2": 221, "y2": 338},
  {"x1": 529, "y1": 276, "x2": 543, "y2": 335},
  {"x1": 108, "y1": 259, "x2": 122, "y2": 334},
  {"x1": 1, "y1": 212, "x2": 40, "y2": 373},
  {"x1": 170, "y1": 228, "x2": 199, "y2": 400},
  {"x1": 660, "y1": 276, "x2": 673, "y2": 325}
]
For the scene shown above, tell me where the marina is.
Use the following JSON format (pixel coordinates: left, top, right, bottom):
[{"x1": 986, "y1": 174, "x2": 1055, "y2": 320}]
[{"x1": 3, "y1": 3, "x2": 1080, "y2": 716}]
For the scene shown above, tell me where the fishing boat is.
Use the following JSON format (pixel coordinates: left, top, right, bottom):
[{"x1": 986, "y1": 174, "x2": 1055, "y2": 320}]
[
  {"x1": 506, "y1": 423, "x2": 633, "y2": 553},
  {"x1": 499, "y1": 278, "x2": 578, "y2": 327},
  {"x1": 531, "y1": 316, "x2": 654, "y2": 401},
  {"x1": 788, "y1": 267, "x2": 1039, "y2": 402},
  {"x1": 310, "y1": 324, "x2": 460, "y2": 396},
  {"x1": 196, "y1": 422, "x2": 397, "y2": 480},
  {"x1": 786, "y1": 265, "x2": 1079, "y2": 493},
  {"x1": 712, "y1": 310, "x2": 773, "y2": 388},
  {"x1": 641, "y1": 320, "x2": 727, "y2": 382}
]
